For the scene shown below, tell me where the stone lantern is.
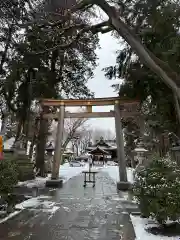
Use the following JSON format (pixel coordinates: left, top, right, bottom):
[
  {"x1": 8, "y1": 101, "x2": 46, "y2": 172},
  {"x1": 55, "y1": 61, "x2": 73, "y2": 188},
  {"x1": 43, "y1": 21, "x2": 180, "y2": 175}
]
[
  {"x1": 132, "y1": 138, "x2": 149, "y2": 169},
  {"x1": 45, "y1": 142, "x2": 54, "y2": 173},
  {"x1": 46, "y1": 142, "x2": 54, "y2": 155},
  {"x1": 132, "y1": 138, "x2": 149, "y2": 180}
]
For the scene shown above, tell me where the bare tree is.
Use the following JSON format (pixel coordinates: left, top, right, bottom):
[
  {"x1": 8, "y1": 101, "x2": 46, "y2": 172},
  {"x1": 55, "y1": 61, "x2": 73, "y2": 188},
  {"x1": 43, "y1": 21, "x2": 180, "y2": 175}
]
[
  {"x1": 62, "y1": 117, "x2": 87, "y2": 152},
  {"x1": 78, "y1": 127, "x2": 92, "y2": 153},
  {"x1": 91, "y1": 128, "x2": 115, "y2": 142},
  {"x1": 48, "y1": 116, "x2": 88, "y2": 154}
]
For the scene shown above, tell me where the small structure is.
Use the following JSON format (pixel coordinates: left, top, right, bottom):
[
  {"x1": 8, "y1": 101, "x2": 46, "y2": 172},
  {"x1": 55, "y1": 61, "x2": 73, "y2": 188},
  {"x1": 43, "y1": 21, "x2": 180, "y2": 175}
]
[
  {"x1": 86, "y1": 137, "x2": 117, "y2": 161},
  {"x1": 171, "y1": 145, "x2": 180, "y2": 166},
  {"x1": 75, "y1": 153, "x2": 90, "y2": 162},
  {"x1": 88, "y1": 146, "x2": 110, "y2": 164},
  {"x1": 3, "y1": 138, "x2": 15, "y2": 164},
  {"x1": 82, "y1": 169, "x2": 98, "y2": 187},
  {"x1": 46, "y1": 142, "x2": 54, "y2": 153}
]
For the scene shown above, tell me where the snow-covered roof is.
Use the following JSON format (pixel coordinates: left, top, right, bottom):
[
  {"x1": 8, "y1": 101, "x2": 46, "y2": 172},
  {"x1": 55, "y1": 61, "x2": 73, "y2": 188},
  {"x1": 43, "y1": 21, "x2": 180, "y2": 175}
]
[
  {"x1": 88, "y1": 146, "x2": 110, "y2": 155},
  {"x1": 133, "y1": 147, "x2": 148, "y2": 152},
  {"x1": 64, "y1": 150, "x2": 74, "y2": 154}
]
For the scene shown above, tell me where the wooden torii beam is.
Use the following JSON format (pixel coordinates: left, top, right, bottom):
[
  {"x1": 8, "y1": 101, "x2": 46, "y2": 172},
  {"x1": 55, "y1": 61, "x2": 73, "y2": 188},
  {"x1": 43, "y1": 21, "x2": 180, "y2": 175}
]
[
  {"x1": 40, "y1": 97, "x2": 140, "y2": 119},
  {"x1": 40, "y1": 96, "x2": 137, "y2": 107}
]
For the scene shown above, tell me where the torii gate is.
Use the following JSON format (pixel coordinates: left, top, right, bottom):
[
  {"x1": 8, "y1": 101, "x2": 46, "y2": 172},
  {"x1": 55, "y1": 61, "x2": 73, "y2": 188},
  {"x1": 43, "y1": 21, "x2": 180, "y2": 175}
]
[{"x1": 41, "y1": 97, "x2": 140, "y2": 190}]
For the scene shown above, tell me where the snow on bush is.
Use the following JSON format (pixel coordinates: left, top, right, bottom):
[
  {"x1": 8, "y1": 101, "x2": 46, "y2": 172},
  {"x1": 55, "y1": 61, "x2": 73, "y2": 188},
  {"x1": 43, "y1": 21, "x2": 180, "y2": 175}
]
[{"x1": 133, "y1": 155, "x2": 180, "y2": 224}]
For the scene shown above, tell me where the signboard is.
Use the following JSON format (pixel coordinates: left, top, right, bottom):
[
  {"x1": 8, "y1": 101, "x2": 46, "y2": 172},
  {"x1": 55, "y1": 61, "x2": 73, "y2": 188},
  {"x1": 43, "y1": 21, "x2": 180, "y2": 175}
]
[
  {"x1": 0, "y1": 136, "x2": 3, "y2": 160},
  {"x1": 119, "y1": 101, "x2": 140, "y2": 118}
]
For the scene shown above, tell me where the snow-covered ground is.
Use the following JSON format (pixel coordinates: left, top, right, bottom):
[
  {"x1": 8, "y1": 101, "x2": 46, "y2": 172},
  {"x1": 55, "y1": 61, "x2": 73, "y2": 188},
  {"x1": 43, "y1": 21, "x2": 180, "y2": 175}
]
[
  {"x1": 15, "y1": 196, "x2": 60, "y2": 214},
  {"x1": 13, "y1": 164, "x2": 180, "y2": 240},
  {"x1": 18, "y1": 163, "x2": 134, "y2": 188},
  {"x1": 3, "y1": 137, "x2": 15, "y2": 149},
  {"x1": 18, "y1": 176, "x2": 49, "y2": 188},
  {"x1": 59, "y1": 162, "x2": 88, "y2": 182},
  {"x1": 18, "y1": 163, "x2": 89, "y2": 188},
  {"x1": 102, "y1": 165, "x2": 134, "y2": 183},
  {"x1": 0, "y1": 211, "x2": 21, "y2": 224},
  {"x1": 131, "y1": 215, "x2": 180, "y2": 240}
]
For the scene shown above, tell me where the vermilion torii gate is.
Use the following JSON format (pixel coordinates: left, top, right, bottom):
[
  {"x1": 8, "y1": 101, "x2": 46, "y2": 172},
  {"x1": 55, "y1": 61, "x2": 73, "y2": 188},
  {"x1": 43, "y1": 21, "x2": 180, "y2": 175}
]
[{"x1": 41, "y1": 97, "x2": 140, "y2": 190}]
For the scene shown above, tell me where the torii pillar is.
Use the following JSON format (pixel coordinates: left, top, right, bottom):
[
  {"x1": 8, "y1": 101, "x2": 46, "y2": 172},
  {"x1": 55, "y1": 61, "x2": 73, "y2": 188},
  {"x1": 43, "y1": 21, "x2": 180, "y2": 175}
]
[
  {"x1": 46, "y1": 103, "x2": 65, "y2": 188},
  {"x1": 114, "y1": 101, "x2": 131, "y2": 190}
]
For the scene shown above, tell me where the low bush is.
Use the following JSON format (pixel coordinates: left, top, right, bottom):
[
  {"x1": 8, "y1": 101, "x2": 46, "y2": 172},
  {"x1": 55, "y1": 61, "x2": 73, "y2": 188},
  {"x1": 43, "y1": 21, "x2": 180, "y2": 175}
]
[
  {"x1": 133, "y1": 155, "x2": 180, "y2": 224},
  {"x1": 0, "y1": 160, "x2": 18, "y2": 195}
]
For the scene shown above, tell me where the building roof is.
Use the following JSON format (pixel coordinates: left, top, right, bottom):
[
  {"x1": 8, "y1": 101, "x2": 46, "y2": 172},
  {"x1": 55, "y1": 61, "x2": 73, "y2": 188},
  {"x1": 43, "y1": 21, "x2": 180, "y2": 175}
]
[
  {"x1": 86, "y1": 137, "x2": 117, "y2": 152},
  {"x1": 88, "y1": 147, "x2": 110, "y2": 155},
  {"x1": 92, "y1": 137, "x2": 111, "y2": 148},
  {"x1": 46, "y1": 142, "x2": 55, "y2": 151}
]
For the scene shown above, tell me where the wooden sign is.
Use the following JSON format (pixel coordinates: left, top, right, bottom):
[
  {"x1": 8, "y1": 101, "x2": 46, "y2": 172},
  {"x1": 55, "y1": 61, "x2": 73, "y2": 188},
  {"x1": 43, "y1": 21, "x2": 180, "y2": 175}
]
[{"x1": 120, "y1": 101, "x2": 140, "y2": 118}]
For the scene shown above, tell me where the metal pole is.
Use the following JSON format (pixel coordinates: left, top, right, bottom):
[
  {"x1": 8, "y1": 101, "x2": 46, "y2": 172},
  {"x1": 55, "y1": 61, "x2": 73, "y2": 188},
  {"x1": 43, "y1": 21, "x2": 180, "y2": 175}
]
[
  {"x1": 114, "y1": 102, "x2": 128, "y2": 182},
  {"x1": 51, "y1": 104, "x2": 65, "y2": 179}
]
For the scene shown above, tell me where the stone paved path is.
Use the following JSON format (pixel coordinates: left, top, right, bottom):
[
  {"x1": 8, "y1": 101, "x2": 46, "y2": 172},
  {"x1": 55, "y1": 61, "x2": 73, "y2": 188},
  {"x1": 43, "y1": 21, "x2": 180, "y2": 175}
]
[{"x1": 0, "y1": 171, "x2": 136, "y2": 240}]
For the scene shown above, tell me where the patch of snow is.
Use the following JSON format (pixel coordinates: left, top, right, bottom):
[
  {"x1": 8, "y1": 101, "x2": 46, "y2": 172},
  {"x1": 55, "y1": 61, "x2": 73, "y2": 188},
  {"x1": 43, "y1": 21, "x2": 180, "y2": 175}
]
[
  {"x1": 15, "y1": 196, "x2": 60, "y2": 215},
  {"x1": 0, "y1": 211, "x2": 21, "y2": 223},
  {"x1": 59, "y1": 162, "x2": 89, "y2": 182},
  {"x1": 18, "y1": 163, "x2": 91, "y2": 188},
  {"x1": 131, "y1": 215, "x2": 180, "y2": 240},
  {"x1": 3, "y1": 137, "x2": 15, "y2": 149},
  {"x1": 18, "y1": 177, "x2": 49, "y2": 188},
  {"x1": 62, "y1": 206, "x2": 71, "y2": 212},
  {"x1": 133, "y1": 148, "x2": 148, "y2": 152},
  {"x1": 18, "y1": 163, "x2": 134, "y2": 189},
  {"x1": 45, "y1": 206, "x2": 59, "y2": 214},
  {"x1": 101, "y1": 166, "x2": 134, "y2": 183},
  {"x1": 38, "y1": 196, "x2": 51, "y2": 200},
  {"x1": 15, "y1": 197, "x2": 40, "y2": 209}
]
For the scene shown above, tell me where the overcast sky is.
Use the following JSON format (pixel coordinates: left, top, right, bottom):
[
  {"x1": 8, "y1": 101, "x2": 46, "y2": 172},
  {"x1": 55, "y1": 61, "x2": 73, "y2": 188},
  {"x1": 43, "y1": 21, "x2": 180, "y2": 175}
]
[{"x1": 87, "y1": 32, "x2": 120, "y2": 134}]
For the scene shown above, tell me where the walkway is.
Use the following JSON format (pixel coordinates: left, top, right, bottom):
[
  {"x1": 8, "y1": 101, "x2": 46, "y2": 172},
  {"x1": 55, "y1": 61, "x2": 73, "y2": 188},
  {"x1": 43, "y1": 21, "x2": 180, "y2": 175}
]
[{"x1": 0, "y1": 171, "x2": 136, "y2": 240}]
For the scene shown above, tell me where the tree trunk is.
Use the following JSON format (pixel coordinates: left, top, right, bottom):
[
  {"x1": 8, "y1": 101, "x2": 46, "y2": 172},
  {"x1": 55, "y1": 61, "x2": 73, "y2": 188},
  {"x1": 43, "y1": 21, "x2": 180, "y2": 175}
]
[
  {"x1": 0, "y1": 111, "x2": 9, "y2": 138},
  {"x1": 14, "y1": 119, "x2": 23, "y2": 143},
  {"x1": 174, "y1": 93, "x2": 180, "y2": 125},
  {"x1": 35, "y1": 107, "x2": 49, "y2": 177},
  {"x1": 0, "y1": 23, "x2": 14, "y2": 75}
]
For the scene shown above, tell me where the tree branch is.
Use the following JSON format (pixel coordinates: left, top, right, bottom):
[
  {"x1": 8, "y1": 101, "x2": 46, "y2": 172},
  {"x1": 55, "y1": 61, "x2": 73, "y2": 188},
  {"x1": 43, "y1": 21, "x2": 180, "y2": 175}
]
[
  {"x1": 62, "y1": 118, "x2": 87, "y2": 152},
  {"x1": 34, "y1": 20, "x2": 110, "y2": 54},
  {"x1": 95, "y1": 0, "x2": 180, "y2": 99},
  {"x1": 19, "y1": 0, "x2": 95, "y2": 28}
]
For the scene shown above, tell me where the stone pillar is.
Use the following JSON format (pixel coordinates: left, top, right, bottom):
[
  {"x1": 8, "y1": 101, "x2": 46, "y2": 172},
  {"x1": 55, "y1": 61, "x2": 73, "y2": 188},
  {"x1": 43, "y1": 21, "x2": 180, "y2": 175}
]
[
  {"x1": 114, "y1": 102, "x2": 130, "y2": 190},
  {"x1": 51, "y1": 104, "x2": 65, "y2": 180}
]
